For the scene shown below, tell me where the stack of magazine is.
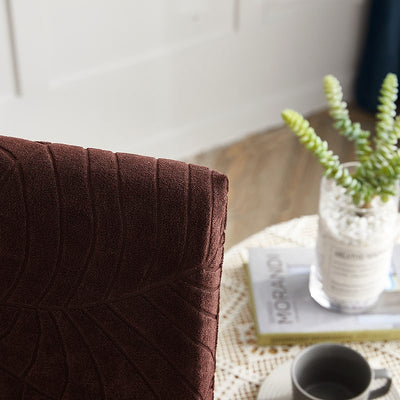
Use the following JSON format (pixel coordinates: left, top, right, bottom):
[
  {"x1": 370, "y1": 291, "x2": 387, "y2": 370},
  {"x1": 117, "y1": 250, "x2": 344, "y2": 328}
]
[{"x1": 246, "y1": 246, "x2": 400, "y2": 345}]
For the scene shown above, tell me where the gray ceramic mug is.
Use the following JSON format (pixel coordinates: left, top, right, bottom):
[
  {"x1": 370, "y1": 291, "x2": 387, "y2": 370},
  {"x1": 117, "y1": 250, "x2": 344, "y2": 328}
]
[{"x1": 291, "y1": 343, "x2": 392, "y2": 400}]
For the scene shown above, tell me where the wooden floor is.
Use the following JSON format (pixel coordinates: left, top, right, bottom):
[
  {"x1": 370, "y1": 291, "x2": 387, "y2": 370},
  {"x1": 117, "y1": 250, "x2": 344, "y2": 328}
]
[{"x1": 188, "y1": 105, "x2": 376, "y2": 249}]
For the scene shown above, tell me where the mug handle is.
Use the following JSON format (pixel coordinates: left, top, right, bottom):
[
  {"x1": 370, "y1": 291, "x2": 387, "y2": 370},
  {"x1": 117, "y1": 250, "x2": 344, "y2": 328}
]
[{"x1": 369, "y1": 368, "x2": 392, "y2": 399}]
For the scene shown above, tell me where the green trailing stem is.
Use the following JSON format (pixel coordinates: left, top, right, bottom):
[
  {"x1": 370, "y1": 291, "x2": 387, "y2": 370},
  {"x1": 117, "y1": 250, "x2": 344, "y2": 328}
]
[
  {"x1": 282, "y1": 73, "x2": 400, "y2": 207},
  {"x1": 323, "y1": 75, "x2": 372, "y2": 163},
  {"x1": 282, "y1": 110, "x2": 362, "y2": 198}
]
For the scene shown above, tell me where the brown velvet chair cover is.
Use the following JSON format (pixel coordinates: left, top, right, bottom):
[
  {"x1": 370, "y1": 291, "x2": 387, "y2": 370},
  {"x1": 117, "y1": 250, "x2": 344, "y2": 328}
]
[{"x1": 0, "y1": 135, "x2": 228, "y2": 399}]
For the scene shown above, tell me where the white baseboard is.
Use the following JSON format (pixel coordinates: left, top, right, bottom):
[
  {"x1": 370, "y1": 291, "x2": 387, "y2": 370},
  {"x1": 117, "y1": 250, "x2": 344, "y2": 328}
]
[{"x1": 142, "y1": 73, "x2": 355, "y2": 160}]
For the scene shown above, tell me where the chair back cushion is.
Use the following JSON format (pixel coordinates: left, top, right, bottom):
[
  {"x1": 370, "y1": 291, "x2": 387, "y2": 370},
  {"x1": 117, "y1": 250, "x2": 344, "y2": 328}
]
[{"x1": 0, "y1": 136, "x2": 228, "y2": 399}]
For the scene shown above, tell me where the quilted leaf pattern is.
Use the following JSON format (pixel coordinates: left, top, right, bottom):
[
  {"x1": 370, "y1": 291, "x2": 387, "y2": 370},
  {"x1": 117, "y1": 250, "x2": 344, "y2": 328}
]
[{"x1": 0, "y1": 136, "x2": 228, "y2": 400}]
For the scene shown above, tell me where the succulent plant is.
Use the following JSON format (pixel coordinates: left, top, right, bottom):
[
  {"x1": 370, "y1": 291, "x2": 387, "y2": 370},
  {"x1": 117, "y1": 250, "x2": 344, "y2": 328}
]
[{"x1": 282, "y1": 73, "x2": 400, "y2": 207}]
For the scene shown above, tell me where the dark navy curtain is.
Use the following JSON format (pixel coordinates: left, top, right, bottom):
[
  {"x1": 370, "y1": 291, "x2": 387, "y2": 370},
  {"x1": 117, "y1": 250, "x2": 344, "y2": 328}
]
[{"x1": 356, "y1": 0, "x2": 400, "y2": 111}]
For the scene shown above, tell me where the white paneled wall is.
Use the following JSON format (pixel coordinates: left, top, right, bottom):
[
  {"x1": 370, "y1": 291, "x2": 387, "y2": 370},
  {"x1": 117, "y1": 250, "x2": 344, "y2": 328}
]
[
  {"x1": 0, "y1": 0, "x2": 369, "y2": 159},
  {"x1": 0, "y1": 1, "x2": 16, "y2": 100}
]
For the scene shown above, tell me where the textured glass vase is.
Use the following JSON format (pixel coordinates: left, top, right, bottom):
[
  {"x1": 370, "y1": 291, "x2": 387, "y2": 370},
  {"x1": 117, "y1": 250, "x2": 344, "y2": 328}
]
[{"x1": 309, "y1": 163, "x2": 400, "y2": 313}]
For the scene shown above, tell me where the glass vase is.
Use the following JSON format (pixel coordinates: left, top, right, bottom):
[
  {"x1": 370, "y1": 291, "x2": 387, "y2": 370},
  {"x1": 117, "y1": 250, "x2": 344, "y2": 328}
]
[{"x1": 309, "y1": 162, "x2": 400, "y2": 313}]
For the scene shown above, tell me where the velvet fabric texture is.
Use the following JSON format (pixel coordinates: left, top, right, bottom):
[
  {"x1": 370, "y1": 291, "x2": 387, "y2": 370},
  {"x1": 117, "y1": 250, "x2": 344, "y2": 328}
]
[{"x1": 0, "y1": 135, "x2": 228, "y2": 399}]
